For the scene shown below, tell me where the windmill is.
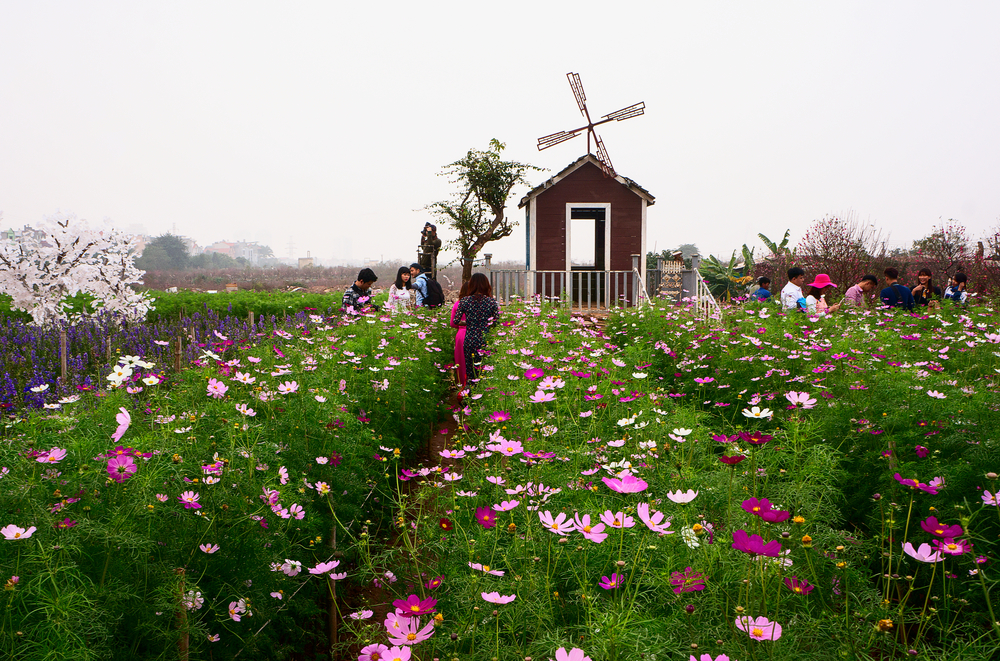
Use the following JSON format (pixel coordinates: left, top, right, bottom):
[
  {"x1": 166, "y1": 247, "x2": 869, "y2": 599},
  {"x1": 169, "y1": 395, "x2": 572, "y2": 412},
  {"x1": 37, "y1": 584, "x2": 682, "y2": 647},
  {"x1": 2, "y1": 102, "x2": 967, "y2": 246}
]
[{"x1": 537, "y1": 72, "x2": 645, "y2": 178}]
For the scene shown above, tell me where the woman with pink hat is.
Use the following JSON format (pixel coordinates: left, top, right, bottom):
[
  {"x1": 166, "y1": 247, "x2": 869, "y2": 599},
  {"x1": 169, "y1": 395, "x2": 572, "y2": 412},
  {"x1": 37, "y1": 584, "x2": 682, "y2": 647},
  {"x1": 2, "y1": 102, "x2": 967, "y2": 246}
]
[{"x1": 804, "y1": 274, "x2": 840, "y2": 314}]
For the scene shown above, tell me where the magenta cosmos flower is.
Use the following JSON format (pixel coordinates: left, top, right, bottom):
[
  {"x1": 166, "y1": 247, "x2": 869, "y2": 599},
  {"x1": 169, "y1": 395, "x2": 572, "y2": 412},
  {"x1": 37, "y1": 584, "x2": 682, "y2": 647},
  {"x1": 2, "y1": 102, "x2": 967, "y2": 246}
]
[
  {"x1": 392, "y1": 594, "x2": 437, "y2": 618},
  {"x1": 599, "y1": 573, "x2": 623, "y2": 590},
  {"x1": 178, "y1": 491, "x2": 202, "y2": 509},
  {"x1": 920, "y1": 516, "x2": 963, "y2": 538},
  {"x1": 525, "y1": 368, "x2": 545, "y2": 380},
  {"x1": 735, "y1": 615, "x2": 783, "y2": 641},
  {"x1": 669, "y1": 567, "x2": 706, "y2": 593},
  {"x1": 475, "y1": 506, "x2": 498, "y2": 529},
  {"x1": 731, "y1": 530, "x2": 782, "y2": 558},
  {"x1": 107, "y1": 455, "x2": 138, "y2": 483},
  {"x1": 488, "y1": 411, "x2": 511, "y2": 423},
  {"x1": 690, "y1": 655, "x2": 731, "y2": 661},
  {"x1": 385, "y1": 611, "x2": 435, "y2": 646},
  {"x1": 602, "y1": 474, "x2": 648, "y2": 493},
  {"x1": 784, "y1": 576, "x2": 814, "y2": 595},
  {"x1": 893, "y1": 473, "x2": 939, "y2": 494}
]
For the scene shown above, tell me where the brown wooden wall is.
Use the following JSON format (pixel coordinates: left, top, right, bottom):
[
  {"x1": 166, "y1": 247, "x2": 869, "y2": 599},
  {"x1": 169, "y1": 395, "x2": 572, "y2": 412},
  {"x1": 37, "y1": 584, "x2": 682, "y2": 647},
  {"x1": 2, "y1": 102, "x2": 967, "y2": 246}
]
[{"x1": 534, "y1": 161, "x2": 644, "y2": 271}]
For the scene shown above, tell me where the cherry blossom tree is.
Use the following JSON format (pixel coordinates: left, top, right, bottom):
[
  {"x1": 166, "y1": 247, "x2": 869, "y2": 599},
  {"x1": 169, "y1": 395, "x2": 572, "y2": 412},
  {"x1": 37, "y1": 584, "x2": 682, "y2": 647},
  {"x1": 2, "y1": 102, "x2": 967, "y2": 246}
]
[{"x1": 0, "y1": 210, "x2": 153, "y2": 324}]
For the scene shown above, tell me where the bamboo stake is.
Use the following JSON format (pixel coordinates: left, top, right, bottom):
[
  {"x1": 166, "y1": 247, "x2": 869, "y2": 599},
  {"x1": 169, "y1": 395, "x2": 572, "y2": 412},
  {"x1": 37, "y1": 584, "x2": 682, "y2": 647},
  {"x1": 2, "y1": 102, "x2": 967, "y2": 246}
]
[
  {"x1": 175, "y1": 568, "x2": 189, "y2": 661},
  {"x1": 59, "y1": 329, "x2": 68, "y2": 383}
]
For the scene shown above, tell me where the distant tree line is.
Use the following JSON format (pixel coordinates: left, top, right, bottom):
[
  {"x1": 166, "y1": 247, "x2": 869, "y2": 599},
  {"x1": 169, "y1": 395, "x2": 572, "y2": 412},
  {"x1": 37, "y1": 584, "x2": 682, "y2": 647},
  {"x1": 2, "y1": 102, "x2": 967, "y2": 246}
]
[{"x1": 135, "y1": 234, "x2": 275, "y2": 271}]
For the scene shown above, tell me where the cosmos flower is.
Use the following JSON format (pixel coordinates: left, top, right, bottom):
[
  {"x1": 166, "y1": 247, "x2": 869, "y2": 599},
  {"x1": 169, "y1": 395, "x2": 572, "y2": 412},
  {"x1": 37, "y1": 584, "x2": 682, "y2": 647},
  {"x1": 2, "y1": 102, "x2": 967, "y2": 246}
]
[
  {"x1": 741, "y1": 406, "x2": 773, "y2": 419},
  {"x1": 736, "y1": 615, "x2": 782, "y2": 641},
  {"x1": 599, "y1": 510, "x2": 635, "y2": 529},
  {"x1": 475, "y1": 506, "x2": 498, "y2": 529},
  {"x1": 784, "y1": 576, "x2": 814, "y2": 595},
  {"x1": 666, "y1": 489, "x2": 698, "y2": 504},
  {"x1": 669, "y1": 567, "x2": 706, "y2": 593},
  {"x1": 902, "y1": 542, "x2": 944, "y2": 563},
  {"x1": 602, "y1": 474, "x2": 648, "y2": 493},
  {"x1": 731, "y1": 530, "x2": 782, "y2": 558},
  {"x1": 920, "y1": 516, "x2": 963, "y2": 538},
  {"x1": 599, "y1": 573, "x2": 623, "y2": 590},
  {"x1": 539, "y1": 510, "x2": 576, "y2": 535},
  {"x1": 1, "y1": 525, "x2": 36, "y2": 540},
  {"x1": 636, "y1": 502, "x2": 673, "y2": 535},
  {"x1": 481, "y1": 591, "x2": 516, "y2": 604},
  {"x1": 392, "y1": 594, "x2": 437, "y2": 618},
  {"x1": 553, "y1": 648, "x2": 592, "y2": 661}
]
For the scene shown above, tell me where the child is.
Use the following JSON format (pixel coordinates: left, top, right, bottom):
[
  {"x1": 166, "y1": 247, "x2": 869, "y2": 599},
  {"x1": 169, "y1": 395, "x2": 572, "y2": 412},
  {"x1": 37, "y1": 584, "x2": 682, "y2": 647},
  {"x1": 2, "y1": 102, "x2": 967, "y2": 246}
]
[
  {"x1": 944, "y1": 273, "x2": 968, "y2": 304},
  {"x1": 751, "y1": 277, "x2": 772, "y2": 301}
]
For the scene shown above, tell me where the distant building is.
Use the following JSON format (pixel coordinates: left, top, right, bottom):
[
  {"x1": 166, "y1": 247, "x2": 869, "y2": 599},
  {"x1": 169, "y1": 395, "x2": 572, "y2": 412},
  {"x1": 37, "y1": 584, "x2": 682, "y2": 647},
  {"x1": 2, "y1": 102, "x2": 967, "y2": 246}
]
[{"x1": 298, "y1": 251, "x2": 314, "y2": 269}]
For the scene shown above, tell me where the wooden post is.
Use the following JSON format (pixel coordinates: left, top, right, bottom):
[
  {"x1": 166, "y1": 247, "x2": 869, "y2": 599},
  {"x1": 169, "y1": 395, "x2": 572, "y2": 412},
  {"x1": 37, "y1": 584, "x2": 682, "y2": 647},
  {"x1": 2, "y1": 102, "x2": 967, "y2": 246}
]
[
  {"x1": 176, "y1": 568, "x2": 189, "y2": 661},
  {"x1": 174, "y1": 337, "x2": 182, "y2": 372},
  {"x1": 249, "y1": 311, "x2": 255, "y2": 329},
  {"x1": 59, "y1": 329, "x2": 68, "y2": 383}
]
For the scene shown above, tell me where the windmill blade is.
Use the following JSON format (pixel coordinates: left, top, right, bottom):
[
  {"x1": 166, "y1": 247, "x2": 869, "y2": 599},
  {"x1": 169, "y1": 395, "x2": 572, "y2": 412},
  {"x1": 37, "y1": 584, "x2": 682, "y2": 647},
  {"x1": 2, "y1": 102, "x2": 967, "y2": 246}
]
[
  {"x1": 566, "y1": 72, "x2": 587, "y2": 115},
  {"x1": 602, "y1": 101, "x2": 645, "y2": 122},
  {"x1": 594, "y1": 134, "x2": 616, "y2": 178},
  {"x1": 537, "y1": 130, "x2": 582, "y2": 151}
]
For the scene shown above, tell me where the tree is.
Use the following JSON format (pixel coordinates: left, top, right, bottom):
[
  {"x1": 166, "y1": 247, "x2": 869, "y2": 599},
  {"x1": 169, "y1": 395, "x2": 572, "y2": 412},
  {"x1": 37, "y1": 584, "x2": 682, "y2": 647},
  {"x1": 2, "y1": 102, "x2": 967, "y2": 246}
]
[
  {"x1": 912, "y1": 221, "x2": 971, "y2": 273},
  {"x1": 428, "y1": 139, "x2": 543, "y2": 283},
  {"x1": 796, "y1": 213, "x2": 891, "y2": 290},
  {"x1": 136, "y1": 233, "x2": 190, "y2": 271},
  {"x1": 0, "y1": 211, "x2": 153, "y2": 324}
]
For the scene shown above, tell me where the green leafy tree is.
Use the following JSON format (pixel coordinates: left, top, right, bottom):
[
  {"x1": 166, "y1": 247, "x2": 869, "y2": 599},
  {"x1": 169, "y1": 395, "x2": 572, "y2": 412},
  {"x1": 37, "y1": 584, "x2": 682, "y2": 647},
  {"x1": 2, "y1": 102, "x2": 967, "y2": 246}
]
[
  {"x1": 136, "y1": 233, "x2": 190, "y2": 271},
  {"x1": 428, "y1": 139, "x2": 543, "y2": 283}
]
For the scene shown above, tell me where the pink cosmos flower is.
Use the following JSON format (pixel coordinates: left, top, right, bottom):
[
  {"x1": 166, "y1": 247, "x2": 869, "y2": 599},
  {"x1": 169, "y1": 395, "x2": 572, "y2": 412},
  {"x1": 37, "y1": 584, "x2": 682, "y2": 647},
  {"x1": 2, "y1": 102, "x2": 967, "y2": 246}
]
[
  {"x1": 358, "y1": 643, "x2": 390, "y2": 661},
  {"x1": 525, "y1": 368, "x2": 545, "y2": 380},
  {"x1": 383, "y1": 645, "x2": 413, "y2": 660},
  {"x1": 37, "y1": 447, "x2": 67, "y2": 464},
  {"x1": 933, "y1": 537, "x2": 971, "y2": 556},
  {"x1": 1, "y1": 525, "x2": 37, "y2": 540},
  {"x1": 350, "y1": 610, "x2": 374, "y2": 620},
  {"x1": 599, "y1": 510, "x2": 635, "y2": 529},
  {"x1": 784, "y1": 391, "x2": 816, "y2": 409},
  {"x1": 666, "y1": 489, "x2": 698, "y2": 504},
  {"x1": 599, "y1": 573, "x2": 623, "y2": 590},
  {"x1": 920, "y1": 516, "x2": 963, "y2": 538},
  {"x1": 228, "y1": 599, "x2": 246, "y2": 621},
  {"x1": 111, "y1": 407, "x2": 131, "y2": 443},
  {"x1": 386, "y1": 612, "x2": 435, "y2": 646},
  {"x1": 573, "y1": 513, "x2": 608, "y2": 543},
  {"x1": 468, "y1": 562, "x2": 505, "y2": 576},
  {"x1": 982, "y1": 491, "x2": 998, "y2": 506},
  {"x1": 425, "y1": 576, "x2": 444, "y2": 589},
  {"x1": 539, "y1": 510, "x2": 576, "y2": 535},
  {"x1": 392, "y1": 594, "x2": 437, "y2": 618},
  {"x1": 489, "y1": 411, "x2": 511, "y2": 423},
  {"x1": 903, "y1": 541, "x2": 944, "y2": 563},
  {"x1": 481, "y1": 591, "x2": 516, "y2": 604},
  {"x1": 490, "y1": 439, "x2": 524, "y2": 456},
  {"x1": 690, "y1": 655, "x2": 731, "y2": 661},
  {"x1": 731, "y1": 530, "x2": 782, "y2": 557},
  {"x1": 554, "y1": 648, "x2": 593, "y2": 661},
  {"x1": 277, "y1": 380, "x2": 299, "y2": 395},
  {"x1": 915, "y1": 445, "x2": 929, "y2": 458},
  {"x1": 207, "y1": 634, "x2": 220, "y2": 642},
  {"x1": 736, "y1": 615, "x2": 782, "y2": 641},
  {"x1": 492, "y1": 500, "x2": 520, "y2": 512},
  {"x1": 199, "y1": 543, "x2": 220, "y2": 554},
  {"x1": 602, "y1": 474, "x2": 648, "y2": 493},
  {"x1": 178, "y1": 491, "x2": 202, "y2": 509},
  {"x1": 310, "y1": 560, "x2": 342, "y2": 575},
  {"x1": 206, "y1": 378, "x2": 229, "y2": 399},
  {"x1": 636, "y1": 502, "x2": 673, "y2": 535},
  {"x1": 107, "y1": 455, "x2": 137, "y2": 482},
  {"x1": 529, "y1": 390, "x2": 556, "y2": 403}
]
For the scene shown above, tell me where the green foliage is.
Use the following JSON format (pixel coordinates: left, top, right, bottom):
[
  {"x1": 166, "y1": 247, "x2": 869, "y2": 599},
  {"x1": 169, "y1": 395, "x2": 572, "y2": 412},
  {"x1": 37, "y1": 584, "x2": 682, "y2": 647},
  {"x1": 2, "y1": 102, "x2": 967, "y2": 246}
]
[
  {"x1": 135, "y1": 233, "x2": 190, "y2": 271},
  {"x1": 144, "y1": 289, "x2": 342, "y2": 322}
]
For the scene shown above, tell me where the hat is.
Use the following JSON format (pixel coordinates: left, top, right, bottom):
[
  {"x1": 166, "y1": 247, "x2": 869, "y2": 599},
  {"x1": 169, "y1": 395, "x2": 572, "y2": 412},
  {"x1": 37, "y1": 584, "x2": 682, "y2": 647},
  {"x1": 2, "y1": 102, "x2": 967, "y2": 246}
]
[{"x1": 807, "y1": 274, "x2": 837, "y2": 288}]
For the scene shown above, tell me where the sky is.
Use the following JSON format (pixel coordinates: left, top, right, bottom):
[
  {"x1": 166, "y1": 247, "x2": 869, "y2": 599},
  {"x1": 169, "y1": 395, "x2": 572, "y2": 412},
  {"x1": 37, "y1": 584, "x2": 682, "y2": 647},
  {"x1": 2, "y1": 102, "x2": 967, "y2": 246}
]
[{"x1": 2, "y1": 1, "x2": 999, "y2": 267}]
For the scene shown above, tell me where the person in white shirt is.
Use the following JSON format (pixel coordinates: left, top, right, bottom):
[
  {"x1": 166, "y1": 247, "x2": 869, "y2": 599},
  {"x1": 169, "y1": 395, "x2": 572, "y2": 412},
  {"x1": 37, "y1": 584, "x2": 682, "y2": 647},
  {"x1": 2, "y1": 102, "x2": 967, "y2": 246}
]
[
  {"x1": 385, "y1": 267, "x2": 413, "y2": 313},
  {"x1": 780, "y1": 267, "x2": 806, "y2": 310}
]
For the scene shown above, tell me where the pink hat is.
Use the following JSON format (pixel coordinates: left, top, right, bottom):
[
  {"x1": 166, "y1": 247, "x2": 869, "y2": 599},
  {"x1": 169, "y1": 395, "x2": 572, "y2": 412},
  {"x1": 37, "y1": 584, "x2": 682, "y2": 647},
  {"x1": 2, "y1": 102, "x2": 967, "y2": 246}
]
[{"x1": 807, "y1": 274, "x2": 837, "y2": 288}]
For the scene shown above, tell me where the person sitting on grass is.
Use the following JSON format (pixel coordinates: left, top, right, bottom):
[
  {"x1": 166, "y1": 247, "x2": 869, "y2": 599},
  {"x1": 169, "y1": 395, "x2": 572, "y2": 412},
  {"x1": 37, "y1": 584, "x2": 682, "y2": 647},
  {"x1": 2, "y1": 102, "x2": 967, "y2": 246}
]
[
  {"x1": 410, "y1": 263, "x2": 430, "y2": 307},
  {"x1": 750, "y1": 276, "x2": 772, "y2": 301},
  {"x1": 804, "y1": 274, "x2": 840, "y2": 315},
  {"x1": 385, "y1": 266, "x2": 412, "y2": 313},
  {"x1": 880, "y1": 267, "x2": 915, "y2": 311},
  {"x1": 844, "y1": 274, "x2": 878, "y2": 309},
  {"x1": 780, "y1": 267, "x2": 806, "y2": 310},
  {"x1": 342, "y1": 268, "x2": 379, "y2": 314},
  {"x1": 944, "y1": 272, "x2": 969, "y2": 304},
  {"x1": 911, "y1": 268, "x2": 943, "y2": 307}
]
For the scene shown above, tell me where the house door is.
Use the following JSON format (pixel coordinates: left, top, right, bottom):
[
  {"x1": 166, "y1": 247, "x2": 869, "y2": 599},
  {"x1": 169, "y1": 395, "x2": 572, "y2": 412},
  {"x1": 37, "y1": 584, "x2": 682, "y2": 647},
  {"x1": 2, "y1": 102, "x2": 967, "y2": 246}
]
[{"x1": 568, "y1": 205, "x2": 608, "y2": 305}]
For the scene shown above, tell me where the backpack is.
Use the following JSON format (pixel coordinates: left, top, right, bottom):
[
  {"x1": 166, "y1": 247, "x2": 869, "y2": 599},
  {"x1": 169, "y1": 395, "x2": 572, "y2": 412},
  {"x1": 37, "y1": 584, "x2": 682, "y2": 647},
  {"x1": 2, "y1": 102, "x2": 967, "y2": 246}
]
[{"x1": 423, "y1": 277, "x2": 445, "y2": 308}]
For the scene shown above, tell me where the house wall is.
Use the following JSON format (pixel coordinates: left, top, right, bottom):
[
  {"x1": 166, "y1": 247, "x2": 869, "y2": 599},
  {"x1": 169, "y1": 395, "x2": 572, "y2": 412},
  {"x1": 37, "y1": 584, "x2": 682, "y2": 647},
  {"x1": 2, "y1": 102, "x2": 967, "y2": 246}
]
[{"x1": 533, "y1": 161, "x2": 644, "y2": 271}]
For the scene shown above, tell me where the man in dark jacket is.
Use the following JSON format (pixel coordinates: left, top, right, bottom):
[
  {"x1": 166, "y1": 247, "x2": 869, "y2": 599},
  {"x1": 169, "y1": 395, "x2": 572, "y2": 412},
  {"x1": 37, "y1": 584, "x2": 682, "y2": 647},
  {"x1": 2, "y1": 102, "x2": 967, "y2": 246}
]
[
  {"x1": 418, "y1": 223, "x2": 442, "y2": 272},
  {"x1": 880, "y1": 267, "x2": 914, "y2": 311},
  {"x1": 342, "y1": 268, "x2": 379, "y2": 314}
]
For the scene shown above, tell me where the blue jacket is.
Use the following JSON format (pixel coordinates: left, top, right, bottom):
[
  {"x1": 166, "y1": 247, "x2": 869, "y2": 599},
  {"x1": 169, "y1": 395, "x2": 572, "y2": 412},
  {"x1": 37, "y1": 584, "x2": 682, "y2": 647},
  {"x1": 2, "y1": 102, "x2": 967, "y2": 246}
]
[
  {"x1": 412, "y1": 273, "x2": 429, "y2": 306},
  {"x1": 880, "y1": 283, "x2": 915, "y2": 311}
]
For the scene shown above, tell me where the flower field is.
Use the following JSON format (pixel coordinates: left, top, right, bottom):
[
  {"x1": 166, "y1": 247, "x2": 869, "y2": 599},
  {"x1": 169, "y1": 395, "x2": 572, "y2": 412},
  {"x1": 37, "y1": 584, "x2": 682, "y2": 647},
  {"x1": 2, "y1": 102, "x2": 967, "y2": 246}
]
[{"x1": 3, "y1": 297, "x2": 1000, "y2": 661}]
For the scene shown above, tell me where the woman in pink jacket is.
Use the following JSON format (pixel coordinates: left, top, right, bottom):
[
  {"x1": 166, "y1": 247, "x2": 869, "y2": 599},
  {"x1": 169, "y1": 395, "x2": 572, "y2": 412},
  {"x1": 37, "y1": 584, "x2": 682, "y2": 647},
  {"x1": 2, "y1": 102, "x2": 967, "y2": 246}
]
[{"x1": 449, "y1": 281, "x2": 470, "y2": 387}]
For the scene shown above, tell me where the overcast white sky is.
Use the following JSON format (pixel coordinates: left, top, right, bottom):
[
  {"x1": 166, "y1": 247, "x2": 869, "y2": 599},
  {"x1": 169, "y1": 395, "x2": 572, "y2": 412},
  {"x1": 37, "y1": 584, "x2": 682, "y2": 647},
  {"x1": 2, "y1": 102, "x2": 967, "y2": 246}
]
[{"x1": 2, "y1": 1, "x2": 999, "y2": 267}]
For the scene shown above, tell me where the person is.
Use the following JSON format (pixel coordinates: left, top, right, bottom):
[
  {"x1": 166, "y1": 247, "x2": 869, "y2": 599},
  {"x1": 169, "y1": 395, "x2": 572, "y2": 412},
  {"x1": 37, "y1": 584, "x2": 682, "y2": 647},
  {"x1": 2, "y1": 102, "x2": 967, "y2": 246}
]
[
  {"x1": 880, "y1": 267, "x2": 915, "y2": 311},
  {"x1": 418, "y1": 223, "x2": 442, "y2": 272},
  {"x1": 750, "y1": 277, "x2": 772, "y2": 301},
  {"x1": 804, "y1": 274, "x2": 840, "y2": 314},
  {"x1": 844, "y1": 274, "x2": 879, "y2": 308},
  {"x1": 944, "y1": 272, "x2": 969, "y2": 304},
  {"x1": 455, "y1": 273, "x2": 499, "y2": 382},
  {"x1": 449, "y1": 280, "x2": 471, "y2": 387},
  {"x1": 385, "y1": 266, "x2": 412, "y2": 313},
  {"x1": 911, "y1": 268, "x2": 942, "y2": 307},
  {"x1": 410, "y1": 263, "x2": 429, "y2": 307},
  {"x1": 780, "y1": 267, "x2": 806, "y2": 310},
  {"x1": 342, "y1": 268, "x2": 379, "y2": 313}
]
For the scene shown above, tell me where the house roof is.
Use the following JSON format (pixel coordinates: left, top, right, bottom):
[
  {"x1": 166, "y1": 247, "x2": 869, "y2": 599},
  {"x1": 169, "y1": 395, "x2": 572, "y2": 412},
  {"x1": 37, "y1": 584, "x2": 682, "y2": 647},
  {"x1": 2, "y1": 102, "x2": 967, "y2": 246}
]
[{"x1": 518, "y1": 153, "x2": 655, "y2": 208}]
